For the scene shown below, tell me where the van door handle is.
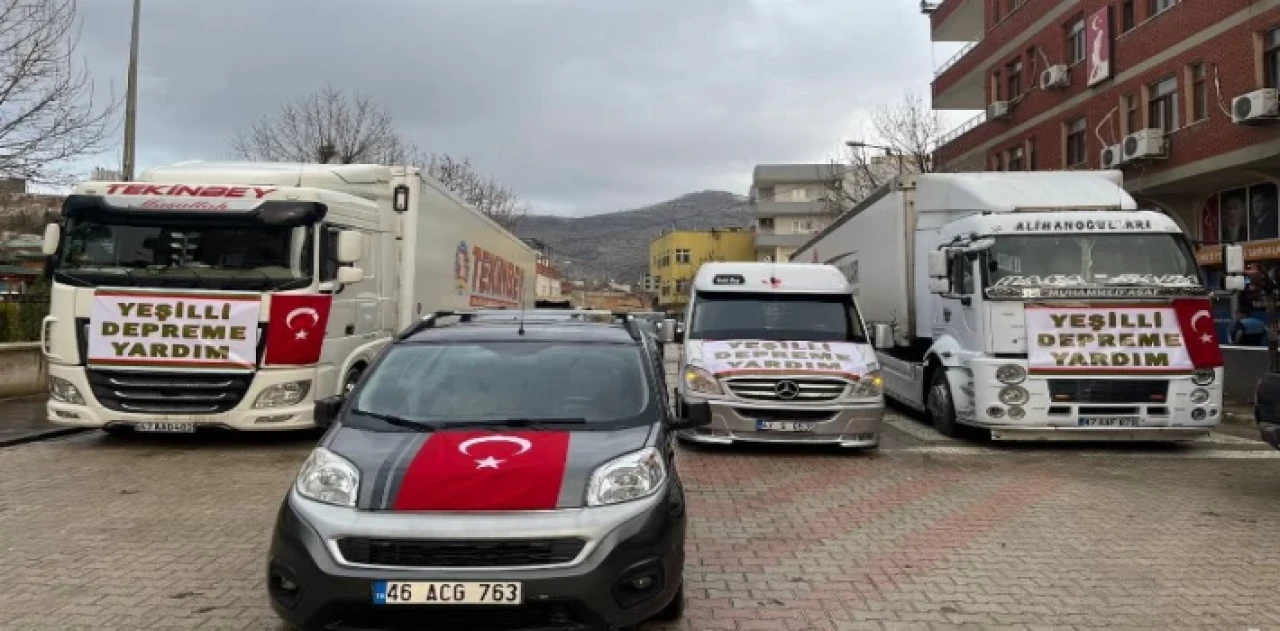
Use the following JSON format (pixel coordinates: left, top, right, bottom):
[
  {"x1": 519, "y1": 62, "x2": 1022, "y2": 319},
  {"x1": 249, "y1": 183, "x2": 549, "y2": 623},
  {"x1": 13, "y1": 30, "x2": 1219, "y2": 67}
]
[
  {"x1": 943, "y1": 308, "x2": 952, "y2": 322},
  {"x1": 345, "y1": 324, "x2": 355, "y2": 335}
]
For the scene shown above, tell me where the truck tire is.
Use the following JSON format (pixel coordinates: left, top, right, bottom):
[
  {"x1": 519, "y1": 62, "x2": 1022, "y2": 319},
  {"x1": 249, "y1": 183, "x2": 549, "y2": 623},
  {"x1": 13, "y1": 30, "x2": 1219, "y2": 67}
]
[
  {"x1": 341, "y1": 365, "x2": 365, "y2": 397},
  {"x1": 927, "y1": 368, "x2": 960, "y2": 438}
]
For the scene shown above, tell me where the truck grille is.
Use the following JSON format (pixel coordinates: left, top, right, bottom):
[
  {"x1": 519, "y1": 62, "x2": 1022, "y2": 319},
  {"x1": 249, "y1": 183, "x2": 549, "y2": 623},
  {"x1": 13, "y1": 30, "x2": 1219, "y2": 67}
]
[
  {"x1": 1048, "y1": 379, "x2": 1168, "y2": 404},
  {"x1": 725, "y1": 377, "x2": 848, "y2": 402},
  {"x1": 336, "y1": 538, "x2": 587, "y2": 568},
  {"x1": 87, "y1": 369, "x2": 251, "y2": 414}
]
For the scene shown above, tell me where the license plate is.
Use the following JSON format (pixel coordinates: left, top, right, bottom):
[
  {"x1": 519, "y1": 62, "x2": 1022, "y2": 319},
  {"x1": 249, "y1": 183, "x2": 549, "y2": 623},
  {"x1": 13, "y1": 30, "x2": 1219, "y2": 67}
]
[
  {"x1": 1078, "y1": 416, "x2": 1140, "y2": 427},
  {"x1": 373, "y1": 581, "x2": 522, "y2": 606},
  {"x1": 134, "y1": 422, "x2": 196, "y2": 433},
  {"x1": 757, "y1": 420, "x2": 817, "y2": 432}
]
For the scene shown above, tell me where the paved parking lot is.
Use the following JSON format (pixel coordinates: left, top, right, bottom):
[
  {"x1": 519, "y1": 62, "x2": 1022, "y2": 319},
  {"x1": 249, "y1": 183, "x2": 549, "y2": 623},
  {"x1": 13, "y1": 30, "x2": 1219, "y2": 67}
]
[{"x1": 3, "y1": 410, "x2": 1280, "y2": 630}]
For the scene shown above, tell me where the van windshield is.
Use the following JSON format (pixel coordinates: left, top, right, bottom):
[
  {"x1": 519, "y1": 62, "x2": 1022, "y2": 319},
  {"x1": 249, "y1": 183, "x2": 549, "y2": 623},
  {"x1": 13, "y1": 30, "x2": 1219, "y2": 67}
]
[{"x1": 688, "y1": 292, "x2": 865, "y2": 342}]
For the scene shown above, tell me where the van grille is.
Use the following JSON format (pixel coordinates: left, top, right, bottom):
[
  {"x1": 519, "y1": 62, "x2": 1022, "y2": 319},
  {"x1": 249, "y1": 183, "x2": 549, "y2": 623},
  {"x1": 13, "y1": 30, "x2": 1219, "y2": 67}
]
[
  {"x1": 336, "y1": 538, "x2": 587, "y2": 568},
  {"x1": 725, "y1": 377, "x2": 848, "y2": 402}
]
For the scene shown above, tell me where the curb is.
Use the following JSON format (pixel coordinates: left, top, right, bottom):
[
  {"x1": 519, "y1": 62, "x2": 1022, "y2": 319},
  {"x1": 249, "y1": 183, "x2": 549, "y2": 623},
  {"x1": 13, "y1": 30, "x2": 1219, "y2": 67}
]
[{"x1": 0, "y1": 427, "x2": 87, "y2": 449}]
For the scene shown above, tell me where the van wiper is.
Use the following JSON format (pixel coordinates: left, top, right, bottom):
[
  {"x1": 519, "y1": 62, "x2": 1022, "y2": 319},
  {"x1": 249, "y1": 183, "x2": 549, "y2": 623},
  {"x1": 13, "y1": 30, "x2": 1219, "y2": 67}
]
[
  {"x1": 457, "y1": 418, "x2": 589, "y2": 429},
  {"x1": 352, "y1": 409, "x2": 443, "y2": 432}
]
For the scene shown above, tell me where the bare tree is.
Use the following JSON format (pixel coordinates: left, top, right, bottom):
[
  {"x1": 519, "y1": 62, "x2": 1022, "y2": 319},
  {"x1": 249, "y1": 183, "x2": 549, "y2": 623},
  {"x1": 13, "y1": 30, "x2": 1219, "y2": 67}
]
[
  {"x1": 419, "y1": 153, "x2": 528, "y2": 230},
  {"x1": 0, "y1": 0, "x2": 118, "y2": 183},
  {"x1": 828, "y1": 92, "x2": 941, "y2": 212},
  {"x1": 231, "y1": 84, "x2": 412, "y2": 164}
]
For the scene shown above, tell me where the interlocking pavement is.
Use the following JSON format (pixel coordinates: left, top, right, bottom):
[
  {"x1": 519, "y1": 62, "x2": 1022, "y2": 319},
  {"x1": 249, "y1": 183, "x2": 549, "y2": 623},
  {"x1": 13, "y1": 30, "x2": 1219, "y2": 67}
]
[{"x1": 3, "y1": 412, "x2": 1280, "y2": 630}]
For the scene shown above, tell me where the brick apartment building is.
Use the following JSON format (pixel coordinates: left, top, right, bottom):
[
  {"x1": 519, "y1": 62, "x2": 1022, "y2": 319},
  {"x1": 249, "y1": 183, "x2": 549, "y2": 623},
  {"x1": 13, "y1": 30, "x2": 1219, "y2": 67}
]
[{"x1": 929, "y1": 0, "x2": 1280, "y2": 287}]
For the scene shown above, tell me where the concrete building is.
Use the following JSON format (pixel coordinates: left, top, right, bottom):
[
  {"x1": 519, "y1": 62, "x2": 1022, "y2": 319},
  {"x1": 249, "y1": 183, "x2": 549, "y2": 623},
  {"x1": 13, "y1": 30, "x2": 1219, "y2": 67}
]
[
  {"x1": 648, "y1": 227, "x2": 755, "y2": 313},
  {"x1": 522, "y1": 237, "x2": 570, "y2": 307},
  {"x1": 929, "y1": 0, "x2": 1280, "y2": 286},
  {"x1": 750, "y1": 164, "x2": 847, "y2": 263}
]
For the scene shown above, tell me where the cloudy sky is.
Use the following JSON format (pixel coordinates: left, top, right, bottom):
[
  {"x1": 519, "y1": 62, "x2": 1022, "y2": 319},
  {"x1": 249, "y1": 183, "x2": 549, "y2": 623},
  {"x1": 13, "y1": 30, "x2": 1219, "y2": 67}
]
[{"x1": 71, "y1": 0, "x2": 966, "y2": 215}]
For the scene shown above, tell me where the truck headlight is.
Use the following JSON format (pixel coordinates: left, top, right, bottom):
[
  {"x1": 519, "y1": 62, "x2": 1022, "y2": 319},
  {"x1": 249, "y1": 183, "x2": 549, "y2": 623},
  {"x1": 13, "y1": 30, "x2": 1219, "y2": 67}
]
[
  {"x1": 586, "y1": 447, "x2": 666, "y2": 507},
  {"x1": 848, "y1": 371, "x2": 884, "y2": 398},
  {"x1": 996, "y1": 364, "x2": 1026, "y2": 384},
  {"x1": 295, "y1": 447, "x2": 359, "y2": 508},
  {"x1": 49, "y1": 376, "x2": 84, "y2": 405},
  {"x1": 683, "y1": 366, "x2": 722, "y2": 396},
  {"x1": 254, "y1": 380, "x2": 311, "y2": 408},
  {"x1": 1192, "y1": 368, "x2": 1215, "y2": 386},
  {"x1": 998, "y1": 385, "x2": 1029, "y2": 406}
]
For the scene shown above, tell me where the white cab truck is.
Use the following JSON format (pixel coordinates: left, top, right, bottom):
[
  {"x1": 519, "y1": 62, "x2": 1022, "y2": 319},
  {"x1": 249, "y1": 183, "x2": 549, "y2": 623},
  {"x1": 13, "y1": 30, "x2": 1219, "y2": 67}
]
[
  {"x1": 41, "y1": 161, "x2": 536, "y2": 434},
  {"x1": 791, "y1": 171, "x2": 1236, "y2": 442},
  {"x1": 672, "y1": 262, "x2": 890, "y2": 448}
]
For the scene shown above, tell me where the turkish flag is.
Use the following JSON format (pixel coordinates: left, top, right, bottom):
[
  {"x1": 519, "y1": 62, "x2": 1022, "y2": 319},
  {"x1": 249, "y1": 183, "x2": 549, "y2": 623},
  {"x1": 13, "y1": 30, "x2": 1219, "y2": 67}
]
[
  {"x1": 392, "y1": 431, "x2": 571, "y2": 511},
  {"x1": 264, "y1": 294, "x2": 332, "y2": 365},
  {"x1": 1173, "y1": 298, "x2": 1224, "y2": 369}
]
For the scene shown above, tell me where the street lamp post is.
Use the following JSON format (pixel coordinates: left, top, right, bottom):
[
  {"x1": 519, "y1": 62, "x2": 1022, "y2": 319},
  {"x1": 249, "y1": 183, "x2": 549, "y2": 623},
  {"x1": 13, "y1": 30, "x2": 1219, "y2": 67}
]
[
  {"x1": 845, "y1": 140, "x2": 904, "y2": 177},
  {"x1": 122, "y1": 0, "x2": 141, "y2": 181}
]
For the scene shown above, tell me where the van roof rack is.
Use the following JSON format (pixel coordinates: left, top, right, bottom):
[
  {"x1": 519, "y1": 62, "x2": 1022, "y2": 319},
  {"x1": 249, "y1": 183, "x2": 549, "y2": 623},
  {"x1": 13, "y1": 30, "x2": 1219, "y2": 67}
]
[{"x1": 395, "y1": 309, "x2": 645, "y2": 341}]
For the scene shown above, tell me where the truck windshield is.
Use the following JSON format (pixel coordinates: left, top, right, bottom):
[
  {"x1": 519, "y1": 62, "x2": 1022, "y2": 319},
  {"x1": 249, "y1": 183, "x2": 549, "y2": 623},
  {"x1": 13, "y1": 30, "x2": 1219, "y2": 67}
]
[
  {"x1": 688, "y1": 292, "x2": 866, "y2": 342},
  {"x1": 986, "y1": 233, "x2": 1202, "y2": 288},
  {"x1": 55, "y1": 217, "x2": 314, "y2": 291}
]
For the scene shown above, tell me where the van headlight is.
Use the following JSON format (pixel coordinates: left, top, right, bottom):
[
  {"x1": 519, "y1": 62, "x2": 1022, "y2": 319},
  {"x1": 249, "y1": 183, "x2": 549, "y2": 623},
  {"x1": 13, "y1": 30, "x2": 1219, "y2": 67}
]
[
  {"x1": 1192, "y1": 368, "x2": 1215, "y2": 386},
  {"x1": 683, "y1": 366, "x2": 722, "y2": 395},
  {"x1": 295, "y1": 447, "x2": 360, "y2": 508},
  {"x1": 848, "y1": 371, "x2": 884, "y2": 398},
  {"x1": 586, "y1": 447, "x2": 666, "y2": 507}
]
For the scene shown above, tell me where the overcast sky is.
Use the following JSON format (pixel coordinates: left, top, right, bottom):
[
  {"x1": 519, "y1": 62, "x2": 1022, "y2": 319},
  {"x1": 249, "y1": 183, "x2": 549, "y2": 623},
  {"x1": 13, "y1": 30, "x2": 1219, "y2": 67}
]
[{"x1": 71, "y1": 0, "x2": 966, "y2": 215}]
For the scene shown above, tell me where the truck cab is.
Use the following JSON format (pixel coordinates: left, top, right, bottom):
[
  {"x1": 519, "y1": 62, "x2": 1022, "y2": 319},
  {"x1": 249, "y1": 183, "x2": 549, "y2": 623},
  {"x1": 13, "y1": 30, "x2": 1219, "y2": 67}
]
[{"x1": 673, "y1": 262, "x2": 890, "y2": 448}]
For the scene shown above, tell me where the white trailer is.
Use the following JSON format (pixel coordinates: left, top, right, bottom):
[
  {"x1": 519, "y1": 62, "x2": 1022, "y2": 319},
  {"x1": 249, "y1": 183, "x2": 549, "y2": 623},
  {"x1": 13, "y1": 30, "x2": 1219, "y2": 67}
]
[
  {"x1": 41, "y1": 161, "x2": 535, "y2": 434},
  {"x1": 792, "y1": 171, "x2": 1237, "y2": 441}
]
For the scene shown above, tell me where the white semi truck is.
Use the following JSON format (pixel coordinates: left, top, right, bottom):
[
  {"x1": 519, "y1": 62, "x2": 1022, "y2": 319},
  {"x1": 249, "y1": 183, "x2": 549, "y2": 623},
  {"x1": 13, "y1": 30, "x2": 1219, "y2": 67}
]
[
  {"x1": 792, "y1": 171, "x2": 1239, "y2": 441},
  {"x1": 41, "y1": 161, "x2": 536, "y2": 434}
]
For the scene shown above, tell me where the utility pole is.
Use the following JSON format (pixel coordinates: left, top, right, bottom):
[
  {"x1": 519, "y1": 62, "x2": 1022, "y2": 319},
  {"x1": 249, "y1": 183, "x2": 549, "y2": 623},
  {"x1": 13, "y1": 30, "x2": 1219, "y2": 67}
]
[{"x1": 121, "y1": 0, "x2": 141, "y2": 181}]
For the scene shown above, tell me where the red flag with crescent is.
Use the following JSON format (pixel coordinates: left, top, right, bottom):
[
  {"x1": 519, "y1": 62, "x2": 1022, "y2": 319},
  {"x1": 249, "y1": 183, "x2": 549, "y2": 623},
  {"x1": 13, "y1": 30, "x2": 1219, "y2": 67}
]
[
  {"x1": 392, "y1": 431, "x2": 571, "y2": 511},
  {"x1": 1172, "y1": 298, "x2": 1224, "y2": 369},
  {"x1": 264, "y1": 294, "x2": 332, "y2": 365}
]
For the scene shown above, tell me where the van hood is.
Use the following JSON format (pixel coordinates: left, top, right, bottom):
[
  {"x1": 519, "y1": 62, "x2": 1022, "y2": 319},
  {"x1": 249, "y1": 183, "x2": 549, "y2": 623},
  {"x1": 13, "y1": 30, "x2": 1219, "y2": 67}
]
[
  {"x1": 683, "y1": 339, "x2": 879, "y2": 379},
  {"x1": 324, "y1": 424, "x2": 653, "y2": 511}
]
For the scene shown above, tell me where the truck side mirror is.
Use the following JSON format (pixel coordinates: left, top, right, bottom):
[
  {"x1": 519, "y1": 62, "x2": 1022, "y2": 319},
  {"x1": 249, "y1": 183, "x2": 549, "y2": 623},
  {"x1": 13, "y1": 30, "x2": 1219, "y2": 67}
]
[
  {"x1": 873, "y1": 323, "x2": 894, "y2": 350},
  {"x1": 336, "y1": 230, "x2": 363, "y2": 264},
  {"x1": 928, "y1": 277, "x2": 951, "y2": 294},
  {"x1": 928, "y1": 249, "x2": 949, "y2": 278},
  {"x1": 336, "y1": 266, "x2": 364, "y2": 285},
  {"x1": 660, "y1": 318, "x2": 676, "y2": 343},
  {"x1": 314, "y1": 395, "x2": 343, "y2": 429},
  {"x1": 1224, "y1": 276, "x2": 1246, "y2": 291},
  {"x1": 1224, "y1": 244, "x2": 1244, "y2": 275},
  {"x1": 42, "y1": 223, "x2": 60, "y2": 256}
]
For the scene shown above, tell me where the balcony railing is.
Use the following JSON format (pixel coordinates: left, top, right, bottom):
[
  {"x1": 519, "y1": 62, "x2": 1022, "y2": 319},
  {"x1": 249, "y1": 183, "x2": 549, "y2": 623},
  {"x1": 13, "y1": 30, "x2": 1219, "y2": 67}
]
[
  {"x1": 933, "y1": 38, "x2": 980, "y2": 77},
  {"x1": 936, "y1": 110, "x2": 988, "y2": 148}
]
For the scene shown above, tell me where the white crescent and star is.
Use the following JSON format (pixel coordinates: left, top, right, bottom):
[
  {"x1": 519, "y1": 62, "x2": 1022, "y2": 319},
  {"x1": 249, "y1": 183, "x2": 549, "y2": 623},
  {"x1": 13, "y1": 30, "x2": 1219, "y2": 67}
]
[
  {"x1": 458, "y1": 435, "x2": 533, "y2": 470},
  {"x1": 1189, "y1": 309, "x2": 1214, "y2": 344},
  {"x1": 285, "y1": 307, "x2": 320, "y2": 340}
]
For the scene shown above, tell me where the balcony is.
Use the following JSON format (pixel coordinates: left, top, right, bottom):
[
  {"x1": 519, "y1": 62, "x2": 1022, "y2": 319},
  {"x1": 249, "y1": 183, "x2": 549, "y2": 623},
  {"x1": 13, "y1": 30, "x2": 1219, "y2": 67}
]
[
  {"x1": 929, "y1": 0, "x2": 982, "y2": 43},
  {"x1": 753, "y1": 199, "x2": 832, "y2": 217},
  {"x1": 755, "y1": 233, "x2": 812, "y2": 249}
]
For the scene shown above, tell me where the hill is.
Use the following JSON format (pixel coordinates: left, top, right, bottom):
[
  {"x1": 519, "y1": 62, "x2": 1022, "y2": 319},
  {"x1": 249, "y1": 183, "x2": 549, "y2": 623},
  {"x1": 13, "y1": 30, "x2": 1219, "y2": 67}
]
[{"x1": 513, "y1": 190, "x2": 752, "y2": 283}]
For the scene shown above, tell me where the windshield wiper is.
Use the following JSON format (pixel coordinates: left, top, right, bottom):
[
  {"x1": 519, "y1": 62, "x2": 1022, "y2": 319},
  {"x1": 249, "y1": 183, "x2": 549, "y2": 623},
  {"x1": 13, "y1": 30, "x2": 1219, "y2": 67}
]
[
  {"x1": 351, "y1": 409, "x2": 443, "y2": 432},
  {"x1": 453, "y1": 418, "x2": 589, "y2": 429}
]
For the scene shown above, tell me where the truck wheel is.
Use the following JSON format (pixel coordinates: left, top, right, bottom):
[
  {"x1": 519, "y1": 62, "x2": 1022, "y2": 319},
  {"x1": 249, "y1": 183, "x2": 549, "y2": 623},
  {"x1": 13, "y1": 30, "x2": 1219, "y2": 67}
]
[
  {"x1": 341, "y1": 365, "x2": 365, "y2": 397},
  {"x1": 927, "y1": 369, "x2": 960, "y2": 438}
]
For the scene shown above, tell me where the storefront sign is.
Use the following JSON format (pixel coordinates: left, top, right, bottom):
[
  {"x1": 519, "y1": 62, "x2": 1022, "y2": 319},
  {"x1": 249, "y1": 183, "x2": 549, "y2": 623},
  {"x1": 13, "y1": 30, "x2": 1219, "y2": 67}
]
[
  {"x1": 701, "y1": 340, "x2": 871, "y2": 378},
  {"x1": 1026, "y1": 305, "x2": 1191, "y2": 372},
  {"x1": 87, "y1": 292, "x2": 261, "y2": 369},
  {"x1": 1196, "y1": 238, "x2": 1280, "y2": 265}
]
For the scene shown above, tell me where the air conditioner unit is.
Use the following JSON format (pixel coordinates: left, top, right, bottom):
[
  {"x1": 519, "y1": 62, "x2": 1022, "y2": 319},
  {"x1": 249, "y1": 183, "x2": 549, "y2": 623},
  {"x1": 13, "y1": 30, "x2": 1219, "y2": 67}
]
[
  {"x1": 1039, "y1": 65, "x2": 1070, "y2": 90},
  {"x1": 987, "y1": 101, "x2": 1011, "y2": 120},
  {"x1": 1100, "y1": 144, "x2": 1123, "y2": 169},
  {"x1": 1232, "y1": 88, "x2": 1280, "y2": 124},
  {"x1": 1122, "y1": 129, "x2": 1167, "y2": 161}
]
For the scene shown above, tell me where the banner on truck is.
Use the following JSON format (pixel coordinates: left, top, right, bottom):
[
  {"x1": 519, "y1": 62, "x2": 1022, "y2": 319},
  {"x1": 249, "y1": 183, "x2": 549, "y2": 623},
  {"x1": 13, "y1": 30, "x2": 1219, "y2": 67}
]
[
  {"x1": 701, "y1": 340, "x2": 872, "y2": 379},
  {"x1": 1026, "y1": 301, "x2": 1223, "y2": 372},
  {"x1": 463, "y1": 242, "x2": 526, "y2": 308},
  {"x1": 87, "y1": 291, "x2": 260, "y2": 369}
]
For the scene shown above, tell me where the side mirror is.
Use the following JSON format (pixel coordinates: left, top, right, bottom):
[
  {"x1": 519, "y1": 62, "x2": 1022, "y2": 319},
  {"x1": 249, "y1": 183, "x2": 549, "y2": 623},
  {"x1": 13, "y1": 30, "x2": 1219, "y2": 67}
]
[
  {"x1": 1224, "y1": 244, "x2": 1244, "y2": 275},
  {"x1": 928, "y1": 277, "x2": 951, "y2": 294},
  {"x1": 42, "y1": 223, "x2": 60, "y2": 256},
  {"x1": 314, "y1": 395, "x2": 343, "y2": 429},
  {"x1": 660, "y1": 318, "x2": 676, "y2": 343},
  {"x1": 873, "y1": 322, "x2": 895, "y2": 350},
  {"x1": 1224, "y1": 275, "x2": 1246, "y2": 291},
  {"x1": 336, "y1": 230, "x2": 363, "y2": 264},
  {"x1": 669, "y1": 400, "x2": 711, "y2": 430},
  {"x1": 336, "y1": 266, "x2": 364, "y2": 285},
  {"x1": 928, "y1": 249, "x2": 949, "y2": 278}
]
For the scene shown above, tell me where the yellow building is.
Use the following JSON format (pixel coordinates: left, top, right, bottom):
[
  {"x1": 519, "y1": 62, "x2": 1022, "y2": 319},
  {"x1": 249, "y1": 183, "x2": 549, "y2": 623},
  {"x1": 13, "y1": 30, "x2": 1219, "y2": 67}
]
[{"x1": 648, "y1": 227, "x2": 755, "y2": 313}]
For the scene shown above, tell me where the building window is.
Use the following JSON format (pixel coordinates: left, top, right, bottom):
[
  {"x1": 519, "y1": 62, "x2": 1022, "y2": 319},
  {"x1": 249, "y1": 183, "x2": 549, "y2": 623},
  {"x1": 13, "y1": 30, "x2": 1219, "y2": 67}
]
[
  {"x1": 1149, "y1": 0, "x2": 1178, "y2": 16},
  {"x1": 1124, "y1": 93, "x2": 1140, "y2": 135},
  {"x1": 1007, "y1": 146, "x2": 1025, "y2": 171},
  {"x1": 992, "y1": 0, "x2": 1001, "y2": 23},
  {"x1": 1265, "y1": 28, "x2": 1280, "y2": 89},
  {"x1": 991, "y1": 71, "x2": 1001, "y2": 102},
  {"x1": 1189, "y1": 62, "x2": 1207, "y2": 122},
  {"x1": 1065, "y1": 117, "x2": 1087, "y2": 168},
  {"x1": 1121, "y1": 0, "x2": 1135, "y2": 32},
  {"x1": 991, "y1": 153, "x2": 1002, "y2": 171},
  {"x1": 1027, "y1": 138, "x2": 1037, "y2": 170},
  {"x1": 675, "y1": 280, "x2": 689, "y2": 294},
  {"x1": 1066, "y1": 18, "x2": 1086, "y2": 65},
  {"x1": 758, "y1": 217, "x2": 774, "y2": 231},
  {"x1": 1006, "y1": 59, "x2": 1023, "y2": 98},
  {"x1": 1148, "y1": 75, "x2": 1179, "y2": 133},
  {"x1": 675, "y1": 249, "x2": 691, "y2": 264}
]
